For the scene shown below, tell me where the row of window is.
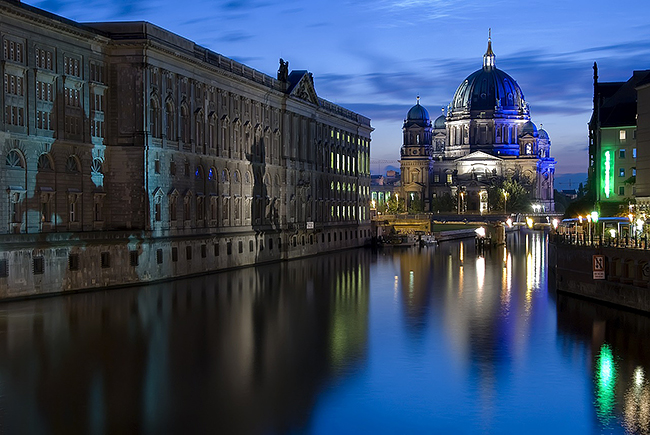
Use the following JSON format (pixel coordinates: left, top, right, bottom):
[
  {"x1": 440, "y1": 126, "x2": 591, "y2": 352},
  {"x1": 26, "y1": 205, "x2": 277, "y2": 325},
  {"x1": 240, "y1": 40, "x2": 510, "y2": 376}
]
[
  {"x1": 5, "y1": 150, "x2": 103, "y2": 175},
  {"x1": 0, "y1": 229, "x2": 371, "y2": 277},
  {"x1": 4, "y1": 39, "x2": 104, "y2": 82},
  {"x1": 617, "y1": 148, "x2": 637, "y2": 159}
]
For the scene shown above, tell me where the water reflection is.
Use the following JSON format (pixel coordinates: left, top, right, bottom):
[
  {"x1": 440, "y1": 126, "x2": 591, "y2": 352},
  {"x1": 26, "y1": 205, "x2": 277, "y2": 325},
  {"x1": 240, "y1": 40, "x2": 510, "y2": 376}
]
[
  {"x1": 0, "y1": 249, "x2": 370, "y2": 434},
  {"x1": 386, "y1": 231, "x2": 550, "y2": 405},
  {"x1": 557, "y1": 292, "x2": 650, "y2": 434}
]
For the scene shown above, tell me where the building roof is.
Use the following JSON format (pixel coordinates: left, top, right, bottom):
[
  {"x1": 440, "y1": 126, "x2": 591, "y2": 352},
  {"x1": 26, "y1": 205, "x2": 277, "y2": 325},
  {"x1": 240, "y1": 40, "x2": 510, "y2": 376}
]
[{"x1": 594, "y1": 70, "x2": 650, "y2": 128}]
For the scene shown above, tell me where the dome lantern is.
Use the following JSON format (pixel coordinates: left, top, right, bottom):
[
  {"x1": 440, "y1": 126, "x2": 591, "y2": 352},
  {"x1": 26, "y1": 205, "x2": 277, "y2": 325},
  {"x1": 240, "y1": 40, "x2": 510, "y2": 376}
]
[{"x1": 483, "y1": 28, "x2": 495, "y2": 69}]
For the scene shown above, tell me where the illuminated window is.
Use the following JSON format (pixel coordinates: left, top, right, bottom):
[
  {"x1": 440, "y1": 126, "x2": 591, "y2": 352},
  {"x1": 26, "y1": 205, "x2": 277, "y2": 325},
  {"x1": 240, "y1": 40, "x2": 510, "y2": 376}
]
[
  {"x1": 620, "y1": 130, "x2": 626, "y2": 141},
  {"x1": 633, "y1": 168, "x2": 637, "y2": 176},
  {"x1": 446, "y1": 173, "x2": 453, "y2": 184},
  {"x1": 619, "y1": 168, "x2": 625, "y2": 177},
  {"x1": 633, "y1": 148, "x2": 637, "y2": 158}
]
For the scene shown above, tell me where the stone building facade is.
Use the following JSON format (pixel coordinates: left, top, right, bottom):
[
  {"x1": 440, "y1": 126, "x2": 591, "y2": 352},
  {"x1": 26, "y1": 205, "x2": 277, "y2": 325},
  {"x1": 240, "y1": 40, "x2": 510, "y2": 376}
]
[
  {"x1": 399, "y1": 36, "x2": 556, "y2": 214},
  {"x1": 0, "y1": 0, "x2": 372, "y2": 298},
  {"x1": 589, "y1": 63, "x2": 650, "y2": 213}
]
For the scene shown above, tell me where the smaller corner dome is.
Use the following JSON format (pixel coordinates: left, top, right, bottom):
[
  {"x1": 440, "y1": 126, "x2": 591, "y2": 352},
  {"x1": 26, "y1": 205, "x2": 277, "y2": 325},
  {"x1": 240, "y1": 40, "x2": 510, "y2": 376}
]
[
  {"x1": 521, "y1": 120, "x2": 538, "y2": 136},
  {"x1": 434, "y1": 112, "x2": 446, "y2": 129},
  {"x1": 538, "y1": 127, "x2": 549, "y2": 140},
  {"x1": 407, "y1": 99, "x2": 430, "y2": 122}
]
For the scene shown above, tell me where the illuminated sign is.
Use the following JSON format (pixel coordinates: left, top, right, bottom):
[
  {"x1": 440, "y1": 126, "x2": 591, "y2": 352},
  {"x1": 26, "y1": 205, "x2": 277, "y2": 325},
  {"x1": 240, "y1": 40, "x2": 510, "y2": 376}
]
[{"x1": 604, "y1": 151, "x2": 611, "y2": 198}]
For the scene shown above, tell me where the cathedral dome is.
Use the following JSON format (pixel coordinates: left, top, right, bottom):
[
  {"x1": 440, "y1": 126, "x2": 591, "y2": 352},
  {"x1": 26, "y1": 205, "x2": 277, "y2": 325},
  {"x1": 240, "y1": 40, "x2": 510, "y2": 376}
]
[
  {"x1": 521, "y1": 120, "x2": 538, "y2": 136},
  {"x1": 406, "y1": 98, "x2": 430, "y2": 122},
  {"x1": 538, "y1": 127, "x2": 549, "y2": 140},
  {"x1": 449, "y1": 37, "x2": 527, "y2": 113},
  {"x1": 434, "y1": 112, "x2": 446, "y2": 129}
]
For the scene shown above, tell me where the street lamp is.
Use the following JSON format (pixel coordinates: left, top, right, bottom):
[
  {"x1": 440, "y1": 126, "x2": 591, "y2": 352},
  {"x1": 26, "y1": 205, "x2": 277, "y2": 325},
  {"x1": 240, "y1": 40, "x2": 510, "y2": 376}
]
[{"x1": 502, "y1": 189, "x2": 509, "y2": 214}]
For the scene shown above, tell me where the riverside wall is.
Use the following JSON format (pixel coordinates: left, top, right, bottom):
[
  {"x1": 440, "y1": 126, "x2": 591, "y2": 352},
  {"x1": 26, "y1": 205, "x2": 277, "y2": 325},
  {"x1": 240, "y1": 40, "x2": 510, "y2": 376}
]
[{"x1": 550, "y1": 240, "x2": 650, "y2": 312}]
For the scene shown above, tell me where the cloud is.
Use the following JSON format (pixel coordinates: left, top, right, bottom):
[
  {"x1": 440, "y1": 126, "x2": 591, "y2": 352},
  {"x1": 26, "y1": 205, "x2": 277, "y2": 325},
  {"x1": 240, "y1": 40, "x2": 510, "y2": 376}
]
[{"x1": 218, "y1": 31, "x2": 253, "y2": 43}]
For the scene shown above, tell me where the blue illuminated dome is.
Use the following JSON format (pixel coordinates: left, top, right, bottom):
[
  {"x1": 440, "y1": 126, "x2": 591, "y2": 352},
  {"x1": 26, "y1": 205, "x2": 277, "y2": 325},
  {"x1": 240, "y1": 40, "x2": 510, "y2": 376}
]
[
  {"x1": 449, "y1": 36, "x2": 527, "y2": 113},
  {"x1": 538, "y1": 127, "x2": 549, "y2": 140},
  {"x1": 407, "y1": 98, "x2": 430, "y2": 122},
  {"x1": 521, "y1": 120, "x2": 538, "y2": 136}
]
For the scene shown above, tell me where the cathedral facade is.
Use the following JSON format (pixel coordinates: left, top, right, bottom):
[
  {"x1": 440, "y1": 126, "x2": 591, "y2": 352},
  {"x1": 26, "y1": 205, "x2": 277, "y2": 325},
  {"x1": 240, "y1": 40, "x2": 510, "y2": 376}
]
[{"x1": 400, "y1": 36, "x2": 555, "y2": 214}]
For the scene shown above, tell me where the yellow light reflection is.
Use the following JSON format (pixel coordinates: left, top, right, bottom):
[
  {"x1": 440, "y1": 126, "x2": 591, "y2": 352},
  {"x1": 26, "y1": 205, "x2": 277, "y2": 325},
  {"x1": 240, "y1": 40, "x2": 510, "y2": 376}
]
[
  {"x1": 476, "y1": 256, "x2": 485, "y2": 293},
  {"x1": 623, "y1": 366, "x2": 650, "y2": 433}
]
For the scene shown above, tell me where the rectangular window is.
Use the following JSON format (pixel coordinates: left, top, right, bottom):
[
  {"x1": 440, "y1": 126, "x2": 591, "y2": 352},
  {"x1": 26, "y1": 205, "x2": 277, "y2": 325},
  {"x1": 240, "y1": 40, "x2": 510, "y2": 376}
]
[
  {"x1": 186, "y1": 246, "x2": 192, "y2": 260},
  {"x1": 155, "y1": 203, "x2": 161, "y2": 222},
  {"x1": 619, "y1": 186, "x2": 625, "y2": 196},
  {"x1": 633, "y1": 148, "x2": 637, "y2": 159},
  {"x1": 620, "y1": 149, "x2": 626, "y2": 159},
  {"x1": 101, "y1": 252, "x2": 110, "y2": 268},
  {"x1": 446, "y1": 173, "x2": 453, "y2": 184},
  {"x1": 154, "y1": 160, "x2": 160, "y2": 174},
  {"x1": 249, "y1": 240, "x2": 254, "y2": 252},
  {"x1": 33, "y1": 257, "x2": 44, "y2": 275},
  {"x1": 238, "y1": 241, "x2": 243, "y2": 254},
  {"x1": 129, "y1": 250, "x2": 139, "y2": 267},
  {"x1": 620, "y1": 130, "x2": 626, "y2": 141},
  {"x1": 227, "y1": 241, "x2": 232, "y2": 255},
  {"x1": 69, "y1": 254, "x2": 79, "y2": 271},
  {"x1": 214, "y1": 243, "x2": 220, "y2": 256},
  {"x1": 619, "y1": 168, "x2": 625, "y2": 177},
  {"x1": 0, "y1": 259, "x2": 7, "y2": 278},
  {"x1": 633, "y1": 168, "x2": 637, "y2": 176},
  {"x1": 156, "y1": 249, "x2": 163, "y2": 264},
  {"x1": 171, "y1": 247, "x2": 178, "y2": 262},
  {"x1": 201, "y1": 244, "x2": 207, "y2": 258}
]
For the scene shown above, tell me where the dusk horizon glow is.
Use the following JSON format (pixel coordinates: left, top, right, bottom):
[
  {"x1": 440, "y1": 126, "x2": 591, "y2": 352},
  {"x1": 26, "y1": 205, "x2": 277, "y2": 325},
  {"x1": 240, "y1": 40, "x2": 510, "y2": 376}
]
[{"x1": 25, "y1": 0, "x2": 650, "y2": 189}]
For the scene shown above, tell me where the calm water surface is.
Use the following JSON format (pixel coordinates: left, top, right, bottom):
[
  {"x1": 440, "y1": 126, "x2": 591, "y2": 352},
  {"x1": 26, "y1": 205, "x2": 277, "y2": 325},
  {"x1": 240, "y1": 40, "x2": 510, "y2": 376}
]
[{"x1": 1, "y1": 231, "x2": 649, "y2": 434}]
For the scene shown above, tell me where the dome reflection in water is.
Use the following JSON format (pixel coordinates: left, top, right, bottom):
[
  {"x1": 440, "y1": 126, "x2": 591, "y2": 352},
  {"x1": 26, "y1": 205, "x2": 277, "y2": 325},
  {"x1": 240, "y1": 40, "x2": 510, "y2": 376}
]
[{"x1": 0, "y1": 231, "x2": 648, "y2": 434}]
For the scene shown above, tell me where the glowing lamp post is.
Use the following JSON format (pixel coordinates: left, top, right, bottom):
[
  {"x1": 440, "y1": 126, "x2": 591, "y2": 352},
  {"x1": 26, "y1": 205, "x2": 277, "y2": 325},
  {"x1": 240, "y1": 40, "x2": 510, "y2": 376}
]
[{"x1": 502, "y1": 190, "x2": 509, "y2": 214}]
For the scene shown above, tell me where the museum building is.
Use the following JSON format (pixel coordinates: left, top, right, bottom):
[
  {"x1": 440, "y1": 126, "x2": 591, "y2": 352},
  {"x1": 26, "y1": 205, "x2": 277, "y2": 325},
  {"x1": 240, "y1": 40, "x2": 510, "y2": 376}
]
[
  {"x1": 0, "y1": 0, "x2": 372, "y2": 298},
  {"x1": 399, "y1": 35, "x2": 555, "y2": 213}
]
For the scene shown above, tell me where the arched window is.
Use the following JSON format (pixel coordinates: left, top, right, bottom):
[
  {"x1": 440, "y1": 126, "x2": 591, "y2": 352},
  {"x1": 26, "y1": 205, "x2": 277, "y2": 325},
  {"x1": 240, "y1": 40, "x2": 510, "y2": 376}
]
[
  {"x1": 208, "y1": 167, "x2": 215, "y2": 181},
  {"x1": 180, "y1": 104, "x2": 190, "y2": 143},
  {"x1": 195, "y1": 165, "x2": 204, "y2": 180},
  {"x1": 195, "y1": 109, "x2": 204, "y2": 148},
  {"x1": 165, "y1": 100, "x2": 175, "y2": 140},
  {"x1": 37, "y1": 153, "x2": 52, "y2": 170},
  {"x1": 221, "y1": 169, "x2": 229, "y2": 182},
  {"x1": 150, "y1": 97, "x2": 160, "y2": 138},
  {"x1": 91, "y1": 158, "x2": 103, "y2": 175},
  {"x1": 6, "y1": 150, "x2": 24, "y2": 168},
  {"x1": 66, "y1": 156, "x2": 80, "y2": 173}
]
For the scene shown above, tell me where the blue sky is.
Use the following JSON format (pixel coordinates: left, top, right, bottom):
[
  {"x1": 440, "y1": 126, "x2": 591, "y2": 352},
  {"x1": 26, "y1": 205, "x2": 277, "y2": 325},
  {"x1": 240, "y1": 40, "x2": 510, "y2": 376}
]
[{"x1": 27, "y1": 0, "x2": 650, "y2": 187}]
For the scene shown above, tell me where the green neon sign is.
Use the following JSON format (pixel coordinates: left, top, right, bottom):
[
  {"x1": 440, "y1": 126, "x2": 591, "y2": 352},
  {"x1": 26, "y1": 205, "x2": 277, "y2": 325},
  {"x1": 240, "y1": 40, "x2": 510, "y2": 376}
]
[{"x1": 603, "y1": 151, "x2": 612, "y2": 198}]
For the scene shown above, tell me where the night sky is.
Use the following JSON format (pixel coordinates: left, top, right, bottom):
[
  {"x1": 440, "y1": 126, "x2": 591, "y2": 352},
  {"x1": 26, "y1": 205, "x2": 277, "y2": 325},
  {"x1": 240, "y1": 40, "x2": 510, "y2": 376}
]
[{"x1": 26, "y1": 0, "x2": 650, "y2": 188}]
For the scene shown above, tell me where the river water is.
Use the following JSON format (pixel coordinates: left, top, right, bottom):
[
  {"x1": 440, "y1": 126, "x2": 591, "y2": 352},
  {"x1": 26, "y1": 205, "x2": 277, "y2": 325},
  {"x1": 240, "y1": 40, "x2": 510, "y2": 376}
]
[{"x1": 1, "y1": 231, "x2": 648, "y2": 434}]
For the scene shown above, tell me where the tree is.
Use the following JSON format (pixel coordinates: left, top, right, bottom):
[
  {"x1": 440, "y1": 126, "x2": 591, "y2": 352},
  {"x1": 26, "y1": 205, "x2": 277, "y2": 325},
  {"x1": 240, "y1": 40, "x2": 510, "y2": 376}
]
[
  {"x1": 386, "y1": 195, "x2": 405, "y2": 213},
  {"x1": 408, "y1": 198, "x2": 423, "y2": 214},
  {"x1": 431, "y1": 192, "x2": 455, "y2": 213}
]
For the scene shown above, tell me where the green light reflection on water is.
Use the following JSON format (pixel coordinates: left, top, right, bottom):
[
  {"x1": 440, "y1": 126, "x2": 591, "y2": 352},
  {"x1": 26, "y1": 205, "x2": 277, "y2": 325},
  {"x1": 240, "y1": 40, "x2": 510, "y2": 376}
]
[{"x1": 595, "y1": 344, "x2": 617, "y2": 424}]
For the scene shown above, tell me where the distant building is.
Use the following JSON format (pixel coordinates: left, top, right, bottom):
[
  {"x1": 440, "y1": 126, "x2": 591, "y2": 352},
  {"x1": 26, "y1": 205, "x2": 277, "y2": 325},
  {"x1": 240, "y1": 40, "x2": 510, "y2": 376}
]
[
  {"x1": 588, "y1": 63, "x2": 649, "y2": 211},
  {"x1": 399, "y1": 35, "x2": 556, "y2": 214},
  {"x1": 0, "y1": 0, "x2": 372, "y2": 297}
]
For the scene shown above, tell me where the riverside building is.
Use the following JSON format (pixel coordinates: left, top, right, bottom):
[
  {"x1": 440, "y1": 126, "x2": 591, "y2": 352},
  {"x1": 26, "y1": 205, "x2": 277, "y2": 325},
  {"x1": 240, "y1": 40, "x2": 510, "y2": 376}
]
[{"x1": 0, "y1": 0, "x2": 372, "y2": 298}]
